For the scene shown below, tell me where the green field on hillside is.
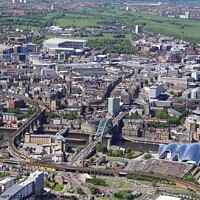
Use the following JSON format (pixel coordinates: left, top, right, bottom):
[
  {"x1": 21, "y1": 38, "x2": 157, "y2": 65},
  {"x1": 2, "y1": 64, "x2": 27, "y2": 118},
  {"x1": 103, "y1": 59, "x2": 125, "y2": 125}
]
[{"x1": 1, "y1": 5, "x2": 200, "y2": 44}]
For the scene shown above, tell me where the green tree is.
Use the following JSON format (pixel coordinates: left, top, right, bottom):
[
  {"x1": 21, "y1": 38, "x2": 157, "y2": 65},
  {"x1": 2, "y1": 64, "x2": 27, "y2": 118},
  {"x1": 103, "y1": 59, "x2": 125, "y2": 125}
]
[
  {"x1": 156, "y1": 110, "x2": 168, "y2": 119},
  {"x1": 66, "y1": 146, "x2": 74, "y2": 153},
  {"x1": 144, "y1": 153, "x2": 152, "y2": 160},
  {"x1": 125, "y1": 153, "x2": 132, "y2": 159},
  {"x1": 112, "y1": 149, "x2": 124, "y2": 157},
  {"x1": 76, "y1": 187, "x2": 85, "y2": 195},
  {"x1": 107, "y1": 149, "x2": 113, "y2": 156},
  {"x1": 126, "y1": 113, "x2": 143, "y2": 119},
  {"x1": 44, "y1": 180, "x2": 49, "y2": 187},
  {"x1": 127, "y1": 147, "x2": 132, "y2": 153},
  {"x1": 152, "y1": 180, "x2": 157, "y2": 187},
  {"x1": 46, "y1": 112, "x2": 59, "y2": 121},
  {"x1": 88, "y1": 178, "x2": 107, "y2": 186},
  {"x1": 95, "y1": 143, "x2": 107, "y2": 154},
  {"x1": 13, "y1": 82, "x2": 19, "y2": 87},
  {"x1": 90, "y1": 187, "x2": 100, "y2": 195},
  {"x1": 76, "y1": 145, "x2": 84, "y2": 153},
  {"x1": 63, "y1": 112, "x2": 77, "y2": 120}
]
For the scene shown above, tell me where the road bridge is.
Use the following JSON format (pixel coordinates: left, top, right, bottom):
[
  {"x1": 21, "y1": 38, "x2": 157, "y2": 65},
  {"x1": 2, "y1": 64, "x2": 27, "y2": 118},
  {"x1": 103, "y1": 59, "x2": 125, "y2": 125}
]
[
  {"x1": 71, "y1": 117, "x2": 113, "y2": 165},
  {"x1": 112, "y1": 112, "x2": 126, "y2": 126}
]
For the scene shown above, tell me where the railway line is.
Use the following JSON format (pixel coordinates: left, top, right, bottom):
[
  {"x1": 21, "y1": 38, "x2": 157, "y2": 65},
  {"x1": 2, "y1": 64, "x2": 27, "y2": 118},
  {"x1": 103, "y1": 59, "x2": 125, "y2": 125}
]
[
  {"x1": 4, "y1": 94, "x2": 200, "y2": 195},
  {"x1": 19, "y1": 161, "x2": 200, "y2": 193},
  {"x1": 6, "y1": 95, "x2": 45, "y2": 162}
]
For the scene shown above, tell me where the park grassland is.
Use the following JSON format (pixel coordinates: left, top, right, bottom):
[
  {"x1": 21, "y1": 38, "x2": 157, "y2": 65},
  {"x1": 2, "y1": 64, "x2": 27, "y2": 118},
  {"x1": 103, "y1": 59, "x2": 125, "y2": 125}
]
[
  {"x1": 44, "y1": 8, "x2": 200, "y2": 44},
  {"x1": 2, "y1": 6, "x2": 200, "y2": 44}
]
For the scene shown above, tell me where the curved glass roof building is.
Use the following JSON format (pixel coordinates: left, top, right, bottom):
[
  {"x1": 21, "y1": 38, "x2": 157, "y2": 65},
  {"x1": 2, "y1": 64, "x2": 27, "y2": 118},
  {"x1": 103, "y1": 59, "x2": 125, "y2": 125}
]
[{"x1": 158, "y1": 143, "x2": 200, "y2": 165}]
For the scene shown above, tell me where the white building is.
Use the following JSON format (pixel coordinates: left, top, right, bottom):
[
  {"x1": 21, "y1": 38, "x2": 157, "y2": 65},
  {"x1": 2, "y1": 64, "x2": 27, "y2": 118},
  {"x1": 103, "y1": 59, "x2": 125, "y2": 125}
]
[
  {"x1": 180, "y1": 12, "x2": 190, "y2": 19},
  {"x1": 28, "y1": 171, "x2": 44, "y2": 197},
  {"x1": 108, "y1": 97, "x2": 120, "y2": 116},
  {"x1": 149, "y1": 84, "x2": 164, "y2": 99},
  {"x1": 185, "y1": 12, "x2": 190, "y2": 19},
  {"x1": 0, "y1": 171, "x2": 44, "y2": 200},
  {"x1": 191, "y1": 71, "x2": 200, "y2": 81},
  {"x1": 191, "y1": 87, "x2": 200, "y2": 99},
  {"x1": 41, "y1": 68, "x2": 55, "y2": 76},
  {"x1": 135, "y1": 25, "x2": 143, "y2": 35},
  {"x1": 156, "y1": 195, "x2": 181, "y2": 200},
  {"x1": 0, "y1": 177, "x2": 16, "y2": 194},
  {"x1": 79, "y1": 173, "x2": 92, "y2": 183},
  {"x1": 43, "y1": 38, "x2": 88, "y2": 54}
]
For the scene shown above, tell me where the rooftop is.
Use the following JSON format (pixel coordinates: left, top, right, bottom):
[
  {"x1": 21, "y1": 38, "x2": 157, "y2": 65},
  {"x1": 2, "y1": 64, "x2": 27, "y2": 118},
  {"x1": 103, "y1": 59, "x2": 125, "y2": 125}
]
[
  {"x1": 156, "y1": 195, "x2": 181, "y2": 200},
  {"x1": 29, "y1": 133, "x2": 66, "y2": 142},
  {"x1": 0, "y1": 177, "x2": 15, "y2": 185},
  {"x1": 0, "y1": 184, "x2": 22, "y2": 200},
  {"x1": 44, "y1": 38, "x2": 88, "y2": 44}
]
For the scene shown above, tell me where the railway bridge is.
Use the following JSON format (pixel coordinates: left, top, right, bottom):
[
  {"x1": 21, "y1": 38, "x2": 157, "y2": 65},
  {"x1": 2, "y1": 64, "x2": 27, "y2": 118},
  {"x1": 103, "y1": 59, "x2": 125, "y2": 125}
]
[{"x1": 6, "y1": 96, "x2": 46, "y2": 161}]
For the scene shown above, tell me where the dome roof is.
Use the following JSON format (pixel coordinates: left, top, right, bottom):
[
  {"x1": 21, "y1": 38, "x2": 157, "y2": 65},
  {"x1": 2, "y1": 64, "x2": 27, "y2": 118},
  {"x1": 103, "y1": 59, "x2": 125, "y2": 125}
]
[{"x1": 158, "y1": 143, "x2": 200, "y2": 165}]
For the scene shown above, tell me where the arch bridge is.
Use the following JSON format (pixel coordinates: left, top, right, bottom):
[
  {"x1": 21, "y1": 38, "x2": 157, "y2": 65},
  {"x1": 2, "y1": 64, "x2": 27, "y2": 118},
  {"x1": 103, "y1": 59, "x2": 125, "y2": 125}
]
[
  {"x1": 71, "y1": 118, "x2": 113, "y2": 165},
  {"x1": 96, "y1": 118, "x2": 113, "y2": 136}
]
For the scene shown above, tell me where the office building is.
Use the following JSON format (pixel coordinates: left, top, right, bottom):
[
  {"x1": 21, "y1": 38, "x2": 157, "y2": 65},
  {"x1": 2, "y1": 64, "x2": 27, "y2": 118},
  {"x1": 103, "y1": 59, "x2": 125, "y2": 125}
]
[
  {"x1": 121, "y1": 91, "x2": 131, "y2": 105},
  {"x1": 0, "y1": 171, "x2": 44, "y2": 200},
  {"x1": 28, "y1": 171, "x2": 44, "y2": 197},
  {"x1": 191, "y1": 71, "x2": 200, "y2": 81},
  {"x1": 135, "y1": 25, "x2": 143, "y2": 35},
  {"x1": 185, "y1": 12, "x2": 190, "y2": 19},
  {"x1": 149, "y1": 84, "x2": 164, "y2": 99},
  {"x1": 191, "y1": 87, "x2": 200, "y2": 99},
  {"x1": 108, "y1": 97, "x2": 120, "y2": 116},
  {"x1": 41, "y1": 68, "x2": 55, "y2": 76}
]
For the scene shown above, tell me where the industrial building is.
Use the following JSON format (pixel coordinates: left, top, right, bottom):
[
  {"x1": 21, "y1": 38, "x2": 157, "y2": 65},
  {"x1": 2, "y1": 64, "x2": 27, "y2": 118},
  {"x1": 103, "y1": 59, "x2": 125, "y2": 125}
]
[
  {"x1": 24, "y1": 132, "x2": 66, "y2": 152},
  {"x1": 43, "y1": 38, "x2": 88, "y2": 54}
]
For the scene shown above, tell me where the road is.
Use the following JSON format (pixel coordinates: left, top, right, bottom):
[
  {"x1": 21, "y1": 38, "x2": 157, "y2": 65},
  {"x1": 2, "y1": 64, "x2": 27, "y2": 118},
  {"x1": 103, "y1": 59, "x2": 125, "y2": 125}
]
[
  {"x1": 97, "y1": 176, "x2": 200, "y2": 200},
  {"x1": 71, "y1": 136, "x2": 102, "y2": 165},
  {"x1": 112, "y1": 112, "x2": 126, "y2": 126}
]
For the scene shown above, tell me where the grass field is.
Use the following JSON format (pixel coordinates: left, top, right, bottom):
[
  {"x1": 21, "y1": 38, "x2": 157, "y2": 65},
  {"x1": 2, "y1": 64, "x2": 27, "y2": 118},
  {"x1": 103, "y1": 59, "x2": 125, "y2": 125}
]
[
  {"x1": 52, "y1": 183, "x2": 64, "y2": 191},
  {"x1": 105, "y1": 179, "x2": 131, "y2": 188},
  {"x1": 56, "y1": 17, "x2": 100, "y2": 27},
  {"x1": 46, "y1": 8, "x2": 200, "y2": 44},
  {"x1": 1, "y1": 6, "x2": 200, "y2": 44},
  {"x1": 106, "y1": 157, "x2": 128, "y2": 163}
]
